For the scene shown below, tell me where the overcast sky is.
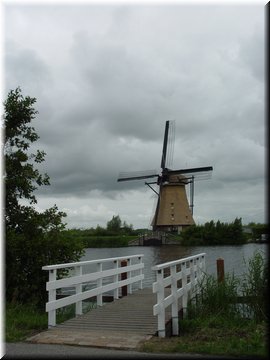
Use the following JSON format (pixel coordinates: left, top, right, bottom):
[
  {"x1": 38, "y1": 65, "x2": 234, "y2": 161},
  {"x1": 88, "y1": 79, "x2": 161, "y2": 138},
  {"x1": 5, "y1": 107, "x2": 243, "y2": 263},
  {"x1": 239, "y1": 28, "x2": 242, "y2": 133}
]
[{"x1": 3, "y1": 1, "x2": 266, "y2": 229}]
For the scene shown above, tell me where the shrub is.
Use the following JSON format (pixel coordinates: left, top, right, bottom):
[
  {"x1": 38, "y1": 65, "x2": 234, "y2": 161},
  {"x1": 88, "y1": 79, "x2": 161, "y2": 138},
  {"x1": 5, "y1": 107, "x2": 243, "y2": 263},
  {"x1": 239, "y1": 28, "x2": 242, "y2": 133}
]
[
  {"x1": 187, "y1": 251, "x2": 268, "y2": 323},
  {"x1": 241, "y1": 250, "x2": 268, "y2": 322},
  {"x1": 190, "y1": 272, "x2": 240, "y2": 319}
]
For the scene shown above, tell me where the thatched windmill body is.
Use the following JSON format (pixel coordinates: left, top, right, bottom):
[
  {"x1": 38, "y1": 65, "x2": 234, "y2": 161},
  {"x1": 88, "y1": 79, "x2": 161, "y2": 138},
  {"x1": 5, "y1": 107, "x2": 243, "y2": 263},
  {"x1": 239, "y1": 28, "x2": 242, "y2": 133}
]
[{"x1": 118, "y1": 121, "x2": 213, "y2": 233}]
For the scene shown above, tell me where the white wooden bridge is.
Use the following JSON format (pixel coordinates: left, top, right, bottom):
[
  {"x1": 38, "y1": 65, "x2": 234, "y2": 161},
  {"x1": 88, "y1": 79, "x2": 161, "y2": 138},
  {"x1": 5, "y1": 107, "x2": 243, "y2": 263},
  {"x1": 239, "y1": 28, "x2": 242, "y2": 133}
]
[{"x1": 27, "y1": 253, "x2": 206, "y2": 348}]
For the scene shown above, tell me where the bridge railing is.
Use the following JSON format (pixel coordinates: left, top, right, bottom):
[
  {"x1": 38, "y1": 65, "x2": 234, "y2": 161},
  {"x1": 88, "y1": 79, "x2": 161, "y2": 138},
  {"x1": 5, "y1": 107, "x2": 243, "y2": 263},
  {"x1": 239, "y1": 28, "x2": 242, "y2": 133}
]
[
  {"x1": 42, "y1": 254, "x2": 144, "y2": 328},
  {"x1": 152, "y1": 253, "x2": 206, "y2": 337},
  {"x1": 139, "y1": 231, "x2": 167, "y2": 245}
]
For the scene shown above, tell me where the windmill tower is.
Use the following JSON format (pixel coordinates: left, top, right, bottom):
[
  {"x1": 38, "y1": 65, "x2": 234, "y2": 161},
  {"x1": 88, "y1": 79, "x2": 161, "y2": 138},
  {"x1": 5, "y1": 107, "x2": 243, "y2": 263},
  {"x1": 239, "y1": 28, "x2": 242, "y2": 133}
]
[{"x1": 117, "y1": 121, "x2": 213, "y2": 233}]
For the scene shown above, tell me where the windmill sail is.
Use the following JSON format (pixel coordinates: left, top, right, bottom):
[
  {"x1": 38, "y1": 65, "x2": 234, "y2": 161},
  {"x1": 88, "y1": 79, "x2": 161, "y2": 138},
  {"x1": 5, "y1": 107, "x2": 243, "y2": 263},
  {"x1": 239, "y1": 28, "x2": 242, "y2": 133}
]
[
  {"x1": 161, "y1": 120, "x2": 170, "y2": 169},
  {"x1": 117, "y1": 170, "x2": 158, "y2": 182}
]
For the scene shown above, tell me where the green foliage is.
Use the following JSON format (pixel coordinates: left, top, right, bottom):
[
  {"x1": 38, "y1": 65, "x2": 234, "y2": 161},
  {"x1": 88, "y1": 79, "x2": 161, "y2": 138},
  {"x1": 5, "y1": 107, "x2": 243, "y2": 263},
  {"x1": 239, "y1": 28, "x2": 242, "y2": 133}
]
[
  {"x1": 189, "y1": 251, "x2": 268, "y2": 323},
  {"x1": 6, "y1": 226, "x2": 84, "y2": 305},
  {"x1": 241, "y1": 250, "x2": 268, "y2": 321},
  {"x1": 106, "y1": 215, "x2": 134, "y2": 235},
  {"x1": 141, "y1": 317, "x2": 267, "y2": 357},
  {"x1": 62, "y1": 214, "x2": 136, "y2": 247},
  {"x1": 107, "y1": 215, "x2": 122, "y2": 234},
  {"x1": 5, "y1": 301, "x2": 97, "y2": 342},
  {"x1": 4, "y1": 88, "x2": 84, "y2": 306},
  {"x1": 5, "y1": 302, "x2": 48, "y2": 341},
  {"x1": 4, "y1": 88, "x2": 50, "y2": 231},
  {"x1": 189, "y1": 272, "x2": 240, "y2": 320},
  {"x1": 62, "y1": 228, "x2": 136, "y2": 248},
  {"x1": 181, "y1": 218, "x2": 246, "y2": 245},
  {"x1": 248, "y1": 222, "x2": 269, "y2": 241},
  {"x1": 82, "y1": 235, "x2": 135, "y2": 247}
]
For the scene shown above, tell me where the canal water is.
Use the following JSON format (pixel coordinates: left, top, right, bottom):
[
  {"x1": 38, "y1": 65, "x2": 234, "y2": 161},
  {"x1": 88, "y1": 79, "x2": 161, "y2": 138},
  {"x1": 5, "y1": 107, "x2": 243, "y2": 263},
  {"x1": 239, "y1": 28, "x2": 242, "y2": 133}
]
[{"x1": 80, "y1": 243, "x2": 268, "y2": 289}]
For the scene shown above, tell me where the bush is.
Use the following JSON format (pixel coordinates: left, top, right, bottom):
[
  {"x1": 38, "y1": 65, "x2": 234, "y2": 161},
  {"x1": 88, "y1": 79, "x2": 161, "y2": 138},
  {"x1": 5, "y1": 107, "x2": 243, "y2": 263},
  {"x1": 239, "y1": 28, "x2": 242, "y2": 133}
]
[
  {"x1": 6, "y1": 228, "x2": 84, "y2": 307},
  {"x1": 190, "y1": 272, "x2": 240, "y2": 319},
  {"x1": 181, "y1": 218, "x2": 246, "y2": 245},
  {"x1": 187, "y1": 251, "x2": 268, "y2": 323}
]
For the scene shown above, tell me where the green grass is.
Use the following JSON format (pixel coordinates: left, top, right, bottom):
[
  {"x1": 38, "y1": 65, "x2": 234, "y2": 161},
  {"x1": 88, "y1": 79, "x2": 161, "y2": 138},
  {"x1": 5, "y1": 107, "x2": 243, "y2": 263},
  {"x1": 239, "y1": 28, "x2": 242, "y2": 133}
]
[
  {"x1": 5, "y1": 300, "x2": 97, "y2": 342},
  {"x1": 5, "y1": 303, "x2": 48, "y2": 342},
  {"x1": 81, "y1": 235, "x2": 137, "y2": 247},
  {"x1": 62, "y1": 228, "x2": 138, "y2": 247},
  {"x1": 141, "y1": 317, "x2": 267, "y2": 357}
]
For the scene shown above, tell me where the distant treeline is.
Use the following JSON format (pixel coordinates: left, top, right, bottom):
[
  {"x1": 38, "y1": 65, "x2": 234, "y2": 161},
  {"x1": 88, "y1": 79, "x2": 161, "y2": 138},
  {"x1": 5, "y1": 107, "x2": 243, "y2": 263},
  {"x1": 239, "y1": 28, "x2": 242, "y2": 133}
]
[
  {"x1": 63, "y1": 215, "x2": 142, "y2": 247},
  {"x1": 247, "y1": 222, "x2": 269, "y2": 241},
  {"x1": 180, "y1": 218, "x2": 267, "y2": 246},
  {"x1": 63, "y1": 216, "x2": 268, "y2": 247}
]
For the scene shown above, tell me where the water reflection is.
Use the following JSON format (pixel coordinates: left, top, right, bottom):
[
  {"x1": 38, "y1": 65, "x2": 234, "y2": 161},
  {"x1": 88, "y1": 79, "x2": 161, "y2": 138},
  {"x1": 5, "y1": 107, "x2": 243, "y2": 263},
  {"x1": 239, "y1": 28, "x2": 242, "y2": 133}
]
[{"x1": 80, "y1": 243, "x2": 267, "y2": 289}]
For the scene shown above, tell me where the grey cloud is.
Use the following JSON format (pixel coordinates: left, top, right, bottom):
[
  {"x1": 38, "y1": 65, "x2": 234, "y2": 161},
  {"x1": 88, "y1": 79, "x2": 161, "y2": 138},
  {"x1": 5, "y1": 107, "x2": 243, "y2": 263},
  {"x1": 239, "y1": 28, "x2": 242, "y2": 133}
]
[
  {"x1": 5, "y1": 40, "x2": 52, "y2": 96},
  {"x1": 239, "y1": 25, "x2": 265, "y2": 82},
  {"x1": 4, "y1": 4, "x2": 265, "y2": 228}
]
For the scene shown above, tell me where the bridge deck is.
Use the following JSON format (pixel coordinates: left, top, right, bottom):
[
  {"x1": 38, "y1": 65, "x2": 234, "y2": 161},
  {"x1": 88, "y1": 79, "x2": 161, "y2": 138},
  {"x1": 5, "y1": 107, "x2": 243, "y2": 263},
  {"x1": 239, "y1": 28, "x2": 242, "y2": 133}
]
[{"x1": 27, "y1": 288, "x2": 171, "y2": 349}]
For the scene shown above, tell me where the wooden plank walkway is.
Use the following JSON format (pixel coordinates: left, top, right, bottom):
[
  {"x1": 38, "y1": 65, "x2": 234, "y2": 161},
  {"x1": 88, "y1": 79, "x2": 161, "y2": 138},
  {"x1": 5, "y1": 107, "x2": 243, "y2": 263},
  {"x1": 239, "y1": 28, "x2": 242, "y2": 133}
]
[{"x1": 27, "y1": 288, "x2": 171, "y2": 349}]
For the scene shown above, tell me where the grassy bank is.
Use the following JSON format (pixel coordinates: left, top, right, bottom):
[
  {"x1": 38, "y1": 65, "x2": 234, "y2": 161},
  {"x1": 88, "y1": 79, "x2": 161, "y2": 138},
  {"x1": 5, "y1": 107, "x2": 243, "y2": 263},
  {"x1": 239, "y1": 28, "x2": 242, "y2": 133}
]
[
  {"x1": 82, "y1": 235, "x2": 137, "y2": 247},
  {"x1": 5, "y1": 303, "x2": 81, "y2": 342},
  {"x1": 141, "y1": 316, "x2": 267, "y2": 357},
  {"x1": 5, "y1": 303, "x2": 48, "y2": 342},
  {"x1": 63, "y1": 229, "x2": 138, "y2": 247}
]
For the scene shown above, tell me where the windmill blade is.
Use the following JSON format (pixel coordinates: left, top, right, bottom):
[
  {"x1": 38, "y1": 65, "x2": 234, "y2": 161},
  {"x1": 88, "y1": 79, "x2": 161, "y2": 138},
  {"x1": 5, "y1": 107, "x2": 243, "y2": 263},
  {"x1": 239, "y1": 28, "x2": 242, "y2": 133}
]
[
  {"x1": 189, "y1": 176, "x2": 194, "y2": 215},
  {"x1": 160, "y1": 121, "x2": 170, "y2": 170},
  {"x1": 168, "y1": 166, "x2": 213, "y2": 176},
  {"x1": 173, "y1": 172, "x2": 213, "y2": 183},
  {"x1": 152, "y1": 183, "x2": 162, "y2": 229},
  {"x1": 117, "y1": 169, "x2": 159, "y2": 182},
  {"x1": 166, "y1": 120, "x2": 175, "y2": 169}
]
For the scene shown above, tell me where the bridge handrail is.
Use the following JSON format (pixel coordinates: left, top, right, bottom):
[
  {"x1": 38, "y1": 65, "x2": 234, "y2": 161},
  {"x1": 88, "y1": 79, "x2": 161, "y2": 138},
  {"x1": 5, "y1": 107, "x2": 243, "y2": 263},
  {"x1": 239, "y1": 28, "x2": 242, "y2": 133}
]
[
  {"x1": 42, "y1": 254, "x2": 144, "y2": 270},
  {"x1": 152, "y1": 253, "x2": 206, "y2": 337},
  {"x1": 43, "y1": 254, "x2": 144, "y2": 328},
  {"x1": 152, "y1": 253, "x2": 206, "y2": 271}
]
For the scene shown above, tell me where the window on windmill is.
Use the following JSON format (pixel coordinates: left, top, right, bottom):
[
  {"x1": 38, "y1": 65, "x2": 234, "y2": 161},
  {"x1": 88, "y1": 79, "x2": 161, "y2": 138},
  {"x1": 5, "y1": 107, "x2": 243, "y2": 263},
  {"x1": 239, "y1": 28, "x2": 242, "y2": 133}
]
[
  {"x1": 171, "y1": 202, "x2": 174, "y2": 210},
  {"x1": 171, "y1": 214, "x2": 175, "y2": 221}
]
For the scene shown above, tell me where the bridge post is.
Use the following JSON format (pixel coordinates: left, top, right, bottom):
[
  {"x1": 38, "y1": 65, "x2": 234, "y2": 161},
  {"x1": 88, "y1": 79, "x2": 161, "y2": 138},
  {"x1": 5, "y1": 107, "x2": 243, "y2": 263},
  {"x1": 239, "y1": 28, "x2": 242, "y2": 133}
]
[
  {"x1": 190, "y1": 259, "x2": 195, "y2": 287},
  {"x1": 75, "y1": 266, "x2": 82, "y2": 315},
  {"x1": 127, "y1": 258, "x2": 132, "y2": 294},
  {"x1": 139, "y1": 256, "x2": 143, "y2": 289},
  {"x1": 97, "y1": 263, "x2": 103, "y2": 306},
  {"x1": 113, "y1": 260, "x2": 119, "y2": 299},
  {"x1": 157, "y1": 269, "x2": 166, "y2": 337},
  {"x1": 216, "y1": 258, "x2": 224, "y2": 283},
  {"x1": 121, "y1": 260, "x2": 128, "y2": 297},
  {"x1": 181, "y1": 262, "x2": 188, "y2": 318},
  {"x1": 162, "y1": 232, "x2": 166, "y2": 245},
  {"x1": 48, "y1": 269, "x2": 56, "y2": 327},
  {"x1": 171, "y1": 264, "x2": 179, "y2": 335}
]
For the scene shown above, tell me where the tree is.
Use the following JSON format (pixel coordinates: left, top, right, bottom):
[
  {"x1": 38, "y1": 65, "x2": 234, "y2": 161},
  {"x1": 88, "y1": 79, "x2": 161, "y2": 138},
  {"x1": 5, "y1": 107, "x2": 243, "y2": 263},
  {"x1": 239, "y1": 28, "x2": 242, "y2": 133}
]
[
  {"x1": 4, "y1": 89, "x2": 50, "y2": 229},
  {"x1": 231, "y1": 217, "x2": 245, "y2": 244},
  {"x1": 180, "y1": 218, "x2": 246, "y2": 246},
  {"x1": 106, "y1": 215, "x2": 122, "y2": 234},
  {"x1": 4, "y1": 88, "x2": 84, "y2": 305},
  {"x1": 122, "y1": 221, "x2": 134, "y2": 235}
]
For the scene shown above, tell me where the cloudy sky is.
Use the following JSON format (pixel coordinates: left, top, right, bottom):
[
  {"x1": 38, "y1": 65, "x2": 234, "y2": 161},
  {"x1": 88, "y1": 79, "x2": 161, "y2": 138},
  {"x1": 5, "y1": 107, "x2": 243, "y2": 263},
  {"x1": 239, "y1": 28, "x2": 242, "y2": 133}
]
[{"x1": 3, "y1": 0, "x2": 266, "y2": 229}]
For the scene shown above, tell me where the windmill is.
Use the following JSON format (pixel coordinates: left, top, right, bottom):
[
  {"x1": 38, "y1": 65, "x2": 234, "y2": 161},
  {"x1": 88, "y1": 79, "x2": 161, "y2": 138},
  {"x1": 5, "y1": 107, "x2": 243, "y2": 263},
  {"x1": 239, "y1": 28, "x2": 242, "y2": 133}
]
[{"x1": 117, "y1": 121, "x2": 213, "y2": 234}]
